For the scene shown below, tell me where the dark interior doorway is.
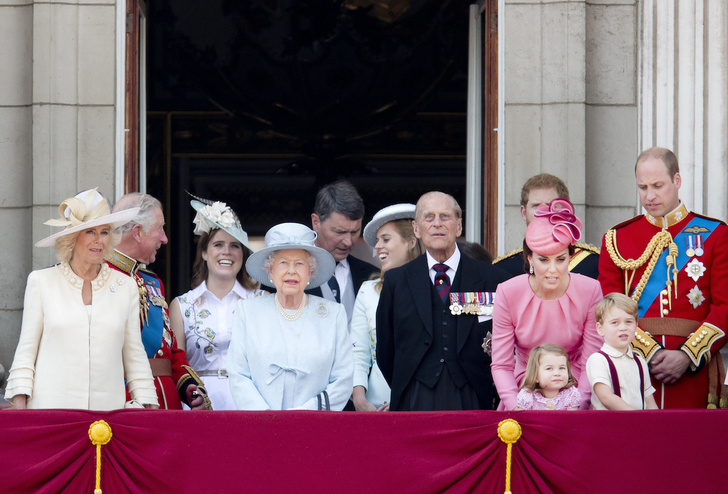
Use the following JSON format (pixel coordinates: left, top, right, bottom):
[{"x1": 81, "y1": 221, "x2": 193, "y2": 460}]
[{"x1": 145, "y1": 0, "x2": 474, "y2": 296}]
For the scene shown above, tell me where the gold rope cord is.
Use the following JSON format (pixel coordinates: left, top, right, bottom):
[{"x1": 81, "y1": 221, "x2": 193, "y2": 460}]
[
  {"x1": 88, "y1": 420, "x2": 113, "y2": 494},
  {"x1": 604, "y1": 229, "x2": 675, "y2": 303},
  {"x1": 497, "y1": 419, "x2": 522, "y2": 494}
]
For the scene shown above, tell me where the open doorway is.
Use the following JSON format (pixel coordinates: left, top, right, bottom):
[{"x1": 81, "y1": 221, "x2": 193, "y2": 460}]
[{"x1": 130, "y1": 0, "x2": 495, "y2": 296}]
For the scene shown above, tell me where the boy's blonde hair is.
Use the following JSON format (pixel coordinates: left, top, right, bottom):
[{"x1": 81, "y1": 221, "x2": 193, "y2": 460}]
[
  {"x1": 595, "y1": 292, "x2": 638, "y2": 325},
  {"x1": 519, "y1": 343, "x2": 577, "y2": 393}
]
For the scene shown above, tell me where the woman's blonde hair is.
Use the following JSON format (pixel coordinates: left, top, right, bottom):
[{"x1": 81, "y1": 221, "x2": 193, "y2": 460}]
[
  {"x1": 519, "y1": 343, "x2": 577, "y2": 393},
  {"x1": 54, "y1": 229, "x2": 121, "y2": 263},
  {"x1": 374, "y1": 218, "x2": 424, "y2": 292}
]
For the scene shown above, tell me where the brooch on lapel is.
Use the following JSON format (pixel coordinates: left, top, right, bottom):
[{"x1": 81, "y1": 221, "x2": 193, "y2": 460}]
[{"x1": 449, "y1": 292, "x2": 495, "y2": 316}]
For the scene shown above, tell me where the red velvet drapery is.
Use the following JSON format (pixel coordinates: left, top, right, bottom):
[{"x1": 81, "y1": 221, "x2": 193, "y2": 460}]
[{"x1": 1, "y1": 410, "x2": 725, "y2": 493}]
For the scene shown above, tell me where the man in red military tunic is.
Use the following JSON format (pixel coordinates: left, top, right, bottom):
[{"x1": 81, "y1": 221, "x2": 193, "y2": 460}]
[
  {"x1": 107, "y1": 193, "x2": 211, "y2": 410},
  {"x1": 599, "y1": 147, "x2": 728, "y2": 408}
]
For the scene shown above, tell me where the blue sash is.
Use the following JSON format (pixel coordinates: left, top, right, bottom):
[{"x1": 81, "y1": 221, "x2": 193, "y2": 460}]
[
  {"x1": 636, "y1": 216, "x2": 720, "y2": 317},
  {"x1": 138, "y1": 270, "x2": 165, "y2": 357}
]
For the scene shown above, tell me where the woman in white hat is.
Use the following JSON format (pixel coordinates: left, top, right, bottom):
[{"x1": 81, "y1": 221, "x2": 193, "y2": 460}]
[
  {"x1": 169, "y1": 197, "x2": 262, "y2": 410},
  {"x1": 4, "y1": 188, "x2": 158, "y2": 410},
  {"x1": 228, "y1": 223, "x2": 353, "y2": 410},
  {"x1": 350, "y1": 204, "x2": 423, "y2": 411}
]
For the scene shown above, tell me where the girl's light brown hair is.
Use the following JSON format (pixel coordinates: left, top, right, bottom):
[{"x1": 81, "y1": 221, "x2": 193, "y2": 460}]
[{"x1": 519, "y1": 343, "x2": 577, "y2": 392}]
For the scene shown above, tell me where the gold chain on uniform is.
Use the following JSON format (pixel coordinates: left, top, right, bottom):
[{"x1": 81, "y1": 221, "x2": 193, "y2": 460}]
[{"x1": 604, "y1": 229, "x2": 678, "y2": 303}]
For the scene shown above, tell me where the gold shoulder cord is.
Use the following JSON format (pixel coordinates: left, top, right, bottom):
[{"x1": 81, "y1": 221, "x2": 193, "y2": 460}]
[{"x1": 604, "y1": 229, "x2": 676, "y2": 303}]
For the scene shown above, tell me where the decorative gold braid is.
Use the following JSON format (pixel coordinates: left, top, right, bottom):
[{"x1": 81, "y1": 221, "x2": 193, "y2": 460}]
[{"x1": 604, "y1": 229, "x2": 674, "y2": 302}]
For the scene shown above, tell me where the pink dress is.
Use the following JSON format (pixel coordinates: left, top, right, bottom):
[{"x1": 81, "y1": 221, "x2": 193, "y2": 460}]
[
  {"x1": 516, "y1": 386, "x2": 581, "y2": 410},
  {"x1": 491, "y1": 273, "x2": 602, "y2": 410}
]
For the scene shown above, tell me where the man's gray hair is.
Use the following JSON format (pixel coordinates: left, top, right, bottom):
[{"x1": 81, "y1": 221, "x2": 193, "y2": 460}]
[
  {"x1": 313, "y1": 180, "x2": 365, "y2": 222},
  {"x1": 113, "y1": 193, "x2": 163, "y2": 235}
]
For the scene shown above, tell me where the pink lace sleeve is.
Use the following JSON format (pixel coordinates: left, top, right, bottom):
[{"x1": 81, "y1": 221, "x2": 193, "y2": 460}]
[
  {"x1": 516, "y1": 389, "x2": 534, "y2": 410},
  {"x1": 562, "y1": 386, "x2": 581, "y2": 409}
]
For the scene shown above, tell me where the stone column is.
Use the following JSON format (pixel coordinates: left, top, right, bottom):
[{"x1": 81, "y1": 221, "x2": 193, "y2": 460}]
[{"x1": 639, "y1": 0, "x2": 728, "y2": 219}]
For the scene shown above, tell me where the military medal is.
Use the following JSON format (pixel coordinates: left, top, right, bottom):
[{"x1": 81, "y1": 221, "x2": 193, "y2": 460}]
[
  {"x1": 694, "y1": 235, "x2": 704, "y2": 256},
  {"x1": 449, "y1": 292, "x2": 495, "y2": 316},
  {"x1": 685, "y1": 236, "x2": 695, "y2": 257}
]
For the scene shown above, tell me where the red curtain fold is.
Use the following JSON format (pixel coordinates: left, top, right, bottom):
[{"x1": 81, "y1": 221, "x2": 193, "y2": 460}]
[{"x1": 1, "y1": 409, "x2": 726, "y2": 493}]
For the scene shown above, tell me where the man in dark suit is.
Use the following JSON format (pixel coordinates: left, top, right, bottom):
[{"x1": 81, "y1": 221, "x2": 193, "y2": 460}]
[
  {"x1": 308, "y1": 180, "x2": 378, "y2": 323},
  {"x1": 376, "y1": 191, "x2": 507, "y2": 410}
]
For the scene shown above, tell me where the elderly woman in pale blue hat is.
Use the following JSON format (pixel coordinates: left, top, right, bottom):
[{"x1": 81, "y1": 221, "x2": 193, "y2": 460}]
[
  {"x1": 228, "y1": 223, "x2": 353, "y2": 410},
  {"x1": 351, "y1": 204, "x2": 423, "y2": 411},
  {"x1": 169, "y1": 196, "x2": 262, "y2": 410},
  {"x1": 5, "y1": 188, "x2": 158, "y2": 410}
]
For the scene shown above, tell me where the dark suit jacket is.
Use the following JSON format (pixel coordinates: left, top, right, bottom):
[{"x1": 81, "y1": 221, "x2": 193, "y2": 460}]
[
  {"x1": 305, "y1": 254, "x2": 379, "y2": 298},
  {"x1": 376, "y1": 254, "x2": 507, "y2": 410}
]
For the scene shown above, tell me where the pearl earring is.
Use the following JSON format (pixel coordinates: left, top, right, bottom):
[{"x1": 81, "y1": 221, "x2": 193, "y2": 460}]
[{"x1": 529, "y1": 264, "x2": 534, "y2": 275}]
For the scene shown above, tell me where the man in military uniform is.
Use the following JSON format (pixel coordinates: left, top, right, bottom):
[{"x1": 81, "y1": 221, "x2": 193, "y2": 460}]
[
  {"x1": 493, "y1": 173, "x2": 599, "y2": 279},
  {"x1": 107, "y1": 193, "x2": 211, "y2": 410},
  {"x1": 599, "y1": 147, "x2": 728, "y2": 409}
]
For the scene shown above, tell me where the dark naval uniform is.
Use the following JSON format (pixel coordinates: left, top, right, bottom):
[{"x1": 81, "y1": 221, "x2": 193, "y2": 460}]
[
  {"x1": 493, "y1": 243, "x2": 600, "y2": 280},
  {"x1": 598, "y1": 203, "x2": 728, "y2": 409},
  {"x1": 106, "y1": 250, "x2": 211, "y2": 409}
]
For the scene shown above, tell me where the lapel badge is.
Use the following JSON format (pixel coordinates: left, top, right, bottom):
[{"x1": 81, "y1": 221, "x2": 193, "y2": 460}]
[{"x1": 317, "y1": 301, "x2": 328, "y2": 318}]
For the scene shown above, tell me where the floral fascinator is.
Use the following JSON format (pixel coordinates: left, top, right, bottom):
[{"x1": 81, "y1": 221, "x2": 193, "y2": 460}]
[
  {"x1": 525, "y1": 198, "x2": 582, "y2": 256},
  {"x1": 188, "y1": 193, "x2": 252, "y2": 254}
]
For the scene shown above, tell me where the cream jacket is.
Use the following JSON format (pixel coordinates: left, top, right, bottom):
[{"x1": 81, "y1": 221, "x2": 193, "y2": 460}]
[{"x1": 5, "y1": 263, "x2": 158, "y2": 410}]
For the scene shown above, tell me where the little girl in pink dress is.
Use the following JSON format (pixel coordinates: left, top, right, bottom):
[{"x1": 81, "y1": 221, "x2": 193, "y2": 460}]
[{"x1": 515, "y1": 343, "x2": 581, "y2": 410}]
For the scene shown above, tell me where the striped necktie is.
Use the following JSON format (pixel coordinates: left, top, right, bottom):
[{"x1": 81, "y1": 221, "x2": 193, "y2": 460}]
[{"x1": 433, "y1": 263, "x2": 451, "y2": 303}]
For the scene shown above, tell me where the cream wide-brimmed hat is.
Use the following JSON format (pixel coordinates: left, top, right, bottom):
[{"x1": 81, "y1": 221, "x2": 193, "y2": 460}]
[
  {"x1": 35, "y1": 188, "x2": 140, "y2": 248},
  {"x1": 189, "y1": 196, "x2": 252, "y2": 255},
  {"x1": 362, "y1": 203, "x2": 417, "y2": 247},
  {"x1": 245, "y1": 223, "x2": 335, "y2": 289}
]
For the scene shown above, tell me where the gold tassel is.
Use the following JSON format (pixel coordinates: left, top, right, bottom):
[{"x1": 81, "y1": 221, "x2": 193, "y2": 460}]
[
  {"x1": 498, "y1": 419, "x2": 522, "y2": 494},
  {"x1": 88, "y1": 420, "x2": 113, "y2": 494}
]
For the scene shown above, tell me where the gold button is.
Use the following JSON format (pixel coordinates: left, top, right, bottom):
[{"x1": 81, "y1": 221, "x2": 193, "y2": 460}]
[
  {"x1": 157, "y1": 349, "x2": 163, "y2": 356},
  {"x1": 662, "y1": 299, "x2": 669, "y2": 305},
  {"x1": 661, "y1": 289, "x2": 668, "y2": 296},
  {"x1": 702, "y1": 330, "x2": 708, "y2": 335},
  {"x1": 692, "y1": 341, "x2": 697, "y2": 346},
  {"x1": 662, "y1": 309, "x2": 669, "y2": 315}
]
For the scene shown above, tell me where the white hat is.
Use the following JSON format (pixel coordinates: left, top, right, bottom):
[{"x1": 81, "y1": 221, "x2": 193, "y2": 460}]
[
  {"x1": 363, "y1": 203, "x2": 417, "y2": 247},
  {"x1": 245, "y1": 223, "x2": 335, "y2": 289},
  {"x1": 35, "y1": 188, "x2": 140, "y2": 248},
  {"x1": 190, "y1": 198, "x2": 252, "y2": 254}
]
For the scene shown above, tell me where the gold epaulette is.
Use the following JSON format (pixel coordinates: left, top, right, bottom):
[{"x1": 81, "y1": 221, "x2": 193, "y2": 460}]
[
  {"x1": 574, "y1": 242, "x2": 600, "y2": 254},
  {"x1": 492, "y1": 247, "x2": 523, "y2": 265},
  {"x1": 105, "y1": 249, "x2": 140, "y2": 275},
  {"x1": 631, "y1": 326, "x2": 661, "y2": 362},
  {"x1": 680, "y1": 323, "x2": 725, "y2": 367}
]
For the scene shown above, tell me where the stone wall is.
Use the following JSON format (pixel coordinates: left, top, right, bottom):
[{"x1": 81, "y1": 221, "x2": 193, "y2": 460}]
[{"x1": 501, "y1": 0, "x2": 639, "y2": 254}]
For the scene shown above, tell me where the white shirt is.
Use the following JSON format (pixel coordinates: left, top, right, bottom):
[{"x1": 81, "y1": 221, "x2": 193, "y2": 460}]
[{"x1": 586, "y1": 343, "x2": 655, "y2": 410}]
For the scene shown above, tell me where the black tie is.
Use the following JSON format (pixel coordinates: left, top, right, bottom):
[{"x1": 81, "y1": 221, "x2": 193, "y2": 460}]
[
  {"x1": 433, "y1": 263, "x2": 451, "y2": 303},
  {"x1": 328, "y1": 273, "x2": 341, "y2": 303}
]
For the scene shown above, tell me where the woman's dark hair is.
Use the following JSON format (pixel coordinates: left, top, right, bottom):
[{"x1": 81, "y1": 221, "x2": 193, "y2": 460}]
[
  {"x1": 522, "y1": 239, "x2": 576, "y2": 274},
  {"x1": 191, "y1": 229, "x2": 258, "y2": 290}
]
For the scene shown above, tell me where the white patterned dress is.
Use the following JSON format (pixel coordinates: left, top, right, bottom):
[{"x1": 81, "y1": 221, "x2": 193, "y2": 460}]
[{"x1": 175, "y1": 280, "x2": 261, "y2": 410}]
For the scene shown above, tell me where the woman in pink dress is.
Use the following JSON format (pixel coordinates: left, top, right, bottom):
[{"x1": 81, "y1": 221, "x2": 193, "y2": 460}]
[{"x1": 491, "y1": 199, "x2": 602, "y2": 410}]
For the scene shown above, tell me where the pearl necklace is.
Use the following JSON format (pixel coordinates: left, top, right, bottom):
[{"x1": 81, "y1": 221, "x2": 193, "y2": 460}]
[{"x1": 275, "y1": 294, "x2": 307, "y2": 321}]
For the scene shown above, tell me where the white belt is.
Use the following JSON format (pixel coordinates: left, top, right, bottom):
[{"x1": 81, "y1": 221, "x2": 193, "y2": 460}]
[{"x1": 198, "y1": 369, "x2": 228, "y2": 379}]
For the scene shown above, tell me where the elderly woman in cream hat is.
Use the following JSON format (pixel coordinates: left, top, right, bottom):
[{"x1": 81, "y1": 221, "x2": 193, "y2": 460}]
[
  {"x1": 228, "y1": 223, "x2": 353, "y2": 410},
  {"x1": 490, "y1": 198, "x2": 602, "y2": 410},
  {"x1": 169, "y1": 196, "x2": 262, "y2": 410},
  {"x1": 5, "y1": 189, "x2": 158, "y2": 410},
  {"x1": 350, "y1": 204, "x2": 423, "y2": 411}
]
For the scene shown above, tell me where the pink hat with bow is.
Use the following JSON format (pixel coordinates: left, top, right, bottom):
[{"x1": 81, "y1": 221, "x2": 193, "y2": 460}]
[{"x1": 525, "y1": 198, "x2": 582, "y2": 256}]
